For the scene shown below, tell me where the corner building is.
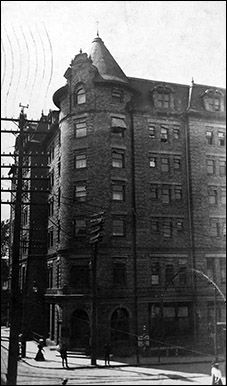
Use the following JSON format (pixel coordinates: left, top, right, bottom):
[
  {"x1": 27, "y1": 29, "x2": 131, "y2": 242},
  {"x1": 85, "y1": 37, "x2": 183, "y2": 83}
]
[{"x1": 45, "y1": 36, "x2": 226, "y2": 355}]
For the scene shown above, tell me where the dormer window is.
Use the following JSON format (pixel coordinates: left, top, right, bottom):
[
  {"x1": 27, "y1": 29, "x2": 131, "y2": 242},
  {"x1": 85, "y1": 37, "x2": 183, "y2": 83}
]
[
  {"x1": 151, "y1": 85, "x2": 174, "y2": 110},
  {"x1": 202, "y1": 89, "x2": 224, "y2": 112},
  {"x1": 208, "y1": 97, "x2": 220, "y2": 111},
  {"x1": 157, "y1": 92, "x2": 170, "y2": 109},
  {"x1": 75, "y1": 87, "x2": 86, "y2": 105}
]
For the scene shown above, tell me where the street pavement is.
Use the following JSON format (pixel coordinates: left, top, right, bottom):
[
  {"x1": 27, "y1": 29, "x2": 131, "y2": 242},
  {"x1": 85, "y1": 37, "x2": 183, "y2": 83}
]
[{"x1": 1, "y1": 327, "x2": 226, "y2": 385}]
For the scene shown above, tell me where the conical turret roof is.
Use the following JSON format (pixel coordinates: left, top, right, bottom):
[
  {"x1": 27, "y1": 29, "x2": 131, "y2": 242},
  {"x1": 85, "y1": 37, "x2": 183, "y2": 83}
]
[{"x1": 89, "y1": 36, "x2": 129, "y2": 84}]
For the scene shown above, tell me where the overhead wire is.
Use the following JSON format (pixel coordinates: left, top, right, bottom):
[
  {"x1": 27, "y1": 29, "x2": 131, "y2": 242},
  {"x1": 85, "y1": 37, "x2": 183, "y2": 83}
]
[
  {"x1": 28, "y1": 28, "x2": 39, "y2": 104},
  {"x1": 4, "y1": 26, "x2": 15, "y2": 116},
  {"x1": 36, "y1": 24, "x2": 46, "y2": 82},
  {"x1": 11, "y1": 26, "x2": 23, "y2": 111},
  {"x1": 1, "y1": 38, "x2": 6, "y2": 90},
  {"x1": 43, "y1": 23, "x2": 53, "y2": 104},
  {"x1": 20, "y1": 26, "x2": 31, "y2": 91}
]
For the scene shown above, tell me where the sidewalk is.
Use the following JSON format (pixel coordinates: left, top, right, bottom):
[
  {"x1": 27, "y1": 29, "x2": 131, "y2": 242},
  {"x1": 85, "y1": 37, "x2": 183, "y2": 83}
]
[
  {"x1": 1, "y1": 326, "x2": 226, "y2": 382},
  {"x1": 19, "y1": 339, "x2": 221, "y2": 370}
]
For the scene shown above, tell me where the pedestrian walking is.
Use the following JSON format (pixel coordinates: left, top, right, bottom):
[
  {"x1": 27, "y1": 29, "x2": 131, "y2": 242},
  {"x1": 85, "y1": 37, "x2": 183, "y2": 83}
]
[
  {"x1": 59, "y1": 343, "x2": 69, "y2": 369},
  {"x1": 35, "y1": 339, "x2": 45, "y2": 361},
  {"x1": 104, "y1": 342, "x2": 111, "y2": 366},
  {"x1": 211, "y1": 360, "x2": 223, "y2": 385}
]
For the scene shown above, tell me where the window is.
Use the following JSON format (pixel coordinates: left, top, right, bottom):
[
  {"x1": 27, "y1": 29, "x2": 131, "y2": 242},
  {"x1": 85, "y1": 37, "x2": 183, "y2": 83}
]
[
  {"x1": 165, "y1": 264, "x2": 174, "y2": 285},
  {"x1": 149, "y1": 156, "x2": 157, "y2": 168},
  {"x1": 74, "y1": 184, "x2": 86, "y2": 202},
  {"x1": 173, "y1": 127, "x2": 180, "y2": 139},
  {"x1": 21, "y1": 265, "x2": 26, "y2": 290},
  {"x1": 111, "y1": 117, "x2": 127, "y2": 137},
  {"x1": 112, "y1": 184, "x2": 125, "y2": 201},
  {"x1": 57, "y1": 220, "x2": 60, "y2": 242},
  {"x1": 174, "y1": 157, "x2": 181, "y2": 170},
  {"x1": 179, "y1": 266, "x2": 187, "y2": 286},
  {"x1": 223, "y1": 223, "x2": 226, "y2": 237},
  {"x1": 206, "y1": 131, "x2": 213, "y2": 145},
  {"x1": 221, "y1": 188, "x2": 226, "y2": 205},
  {"x1": 163, "y1": 220, "x2": 172, "y2": 238},
  {"x1": 148, "y1": 124, "x2": 156, "y2": 138},
  {"x1": 48, "y1": 227, "x2": 54, "y2": 248},
  {"x1": 23, "y1": 208, "x2": 28, "y2": 225},
  {"x1": 151, "y1": 262, "x2": 160, "y2": 285},
  {"x1": 174, "y1": 186, "x2": 182, "y2": 200},
  {"x1": 48, "y1": 145, "x2": 55, "y2": 164},
  {"x1": 220, "y1": 258, "x2": 226, "y2": 283},
  {"x1": 161, "y1": 157, "x2": 169, "y2": 172},
  {"x1": 113, "y1": 261, "x2": 127, "y2": 286},
  {"x1": 157, "y1": 92, "x2": 170, "y2": 109},
  {"x1": 218, "y1": 132, "x2": 225, "y2": 146},
  {"x1": 160, "y1": 127, "x2": 168, "y2": 142},
  {"x1": 150, "y1": 184, "x2": 158, "y2": 199},
  {"x1": 70, "y1": 265, "x2": 90, "y2": 289},
  {"x1": 176, "y1": 219, "x2": 184, "y2": 231},
  {"x1": 58, "y1": 158, "x2": 61, "y2": 176},
  {"x1": 74, "y1": 219, "x2": 86, "y2": 237},
  {"x1": 207, "y1": 159, "x2": 215, "y2": 175},
  {"x1": 151, "y1": 219, "x2": 160, "y2": 233},
  {"x1": 74, "y1": 120, "x2": 87, "y2": 138},
  {"x1": 161, "y1": 186, "x2": 171, "y2": 204},
  {"x1": 207, "y1": 258, "x2": 214, "y2": 279},
  {"x1": 219, "y1": 160, "x2": 226, "y2": 176},
  {"x1": 113, "y1": 219, "x2": 125, "y2": 236},
  {"x1": 48, "y1": 266, "x2": 53, "y2": 288},
  {"x1": 112, "y1": 151, "x2": 124, "y2": 168},
  {"x1": 208, "y1": 188, "x2": 218, "y2": 204},
  {"x1": 74, "y1": 153, "x2": 87, "y2": 169},
  {"x1": 22, "y1": 239, "x2": 27, "y2": 254},
  {"x1": 49, "y1": 171, "x2": 54, "y2": 188},
  {"x1": 112, "y1": 88, "x2": 123, "y2": 102},
  {"x1": 48, "y1": 199, "x2": 54, "y2": 217},
  {"x1": 75, "y1": 87, "x2": 86, "y2": 105},
  {"x1": 207, "y1": 97, "x2": 221, "y2": 112},
  {"x1": 210, "y1": 220, "x2": 221, "y2": 237},
  {"x1": 56, "y1": 263, "x2": 60, "y2": 288}
]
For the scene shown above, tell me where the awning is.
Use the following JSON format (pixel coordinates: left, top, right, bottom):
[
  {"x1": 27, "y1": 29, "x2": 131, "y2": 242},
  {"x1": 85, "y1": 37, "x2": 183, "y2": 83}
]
[{"x1": 111, "y1": 117, "x2": 127, "y2": 129}]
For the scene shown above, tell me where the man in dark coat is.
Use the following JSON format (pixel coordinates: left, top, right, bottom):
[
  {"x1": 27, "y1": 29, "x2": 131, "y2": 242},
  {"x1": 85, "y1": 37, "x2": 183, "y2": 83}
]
[{"x1": 60, "y1": 343, "x2": 69, "y2": 368}]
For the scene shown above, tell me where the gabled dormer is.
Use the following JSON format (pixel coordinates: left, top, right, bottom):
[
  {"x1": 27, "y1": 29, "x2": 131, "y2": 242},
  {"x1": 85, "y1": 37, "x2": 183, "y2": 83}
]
[
  {"x1": 201, "y1": 88, "x2": 225, "y2": 112},
  {"x1": 150, "y1": 84, "x2": 175, "y2": 110}
]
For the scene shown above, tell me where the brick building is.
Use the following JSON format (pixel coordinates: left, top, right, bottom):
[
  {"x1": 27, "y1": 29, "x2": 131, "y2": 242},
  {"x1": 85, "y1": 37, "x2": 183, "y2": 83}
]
[{"x1": 14, "y1": 35, "x2": 226, "y2": 355}]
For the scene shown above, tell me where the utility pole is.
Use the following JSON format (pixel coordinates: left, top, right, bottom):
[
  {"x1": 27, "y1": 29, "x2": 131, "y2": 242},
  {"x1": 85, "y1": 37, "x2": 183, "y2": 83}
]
[
  {"x1": 88, "y1": 212, "x2": 104, "y2": 366},
  {"x1": 127, "y1": 101, "x2": 140, "y2": 364},
  {"x1": 6, "y1": 105, "x2": 28, "y2": 385},
  {"x1": 90, "y1": 242, "x2": 98, "y2": 366}
]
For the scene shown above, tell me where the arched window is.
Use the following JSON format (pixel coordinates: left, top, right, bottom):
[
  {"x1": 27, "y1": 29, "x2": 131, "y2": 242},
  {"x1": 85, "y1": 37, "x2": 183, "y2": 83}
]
[{"x1": 75, "y1": 87, "x2": 86, "y2": 105}]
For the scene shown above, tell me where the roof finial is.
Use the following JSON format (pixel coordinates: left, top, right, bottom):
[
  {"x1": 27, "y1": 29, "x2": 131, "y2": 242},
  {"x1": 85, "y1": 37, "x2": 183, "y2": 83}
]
[
  {"x1": 191, "y1": 77, "x2": 194, "y2": 85},
  {"x1": 96, "y1": 20, "x2": 99, "y2": 37},
  {"x1": 80, "y1": 48, "x2": 82, "y2": 53}
]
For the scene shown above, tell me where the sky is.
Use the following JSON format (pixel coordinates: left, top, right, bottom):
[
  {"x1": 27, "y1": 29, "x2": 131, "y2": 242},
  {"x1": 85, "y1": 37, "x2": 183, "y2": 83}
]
[{"x1": 1, "y1": 0, "x2": 226, "y2": 219}]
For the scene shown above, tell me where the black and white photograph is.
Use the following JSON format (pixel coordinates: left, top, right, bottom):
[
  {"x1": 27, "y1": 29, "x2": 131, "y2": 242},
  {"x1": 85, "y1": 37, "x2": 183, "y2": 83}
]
[{"x1": 1, "y1": 1, "x2": 226, "y2": 385}]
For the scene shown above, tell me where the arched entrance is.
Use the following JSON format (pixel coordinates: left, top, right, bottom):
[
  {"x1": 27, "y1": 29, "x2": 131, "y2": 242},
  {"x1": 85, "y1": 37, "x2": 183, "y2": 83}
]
[
  {"x1": 70, "y1": 309, "x2": 90, "y2": 348},
  {"x1": 111, "y1": 307, "x2": 130, "y2": 343}
]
